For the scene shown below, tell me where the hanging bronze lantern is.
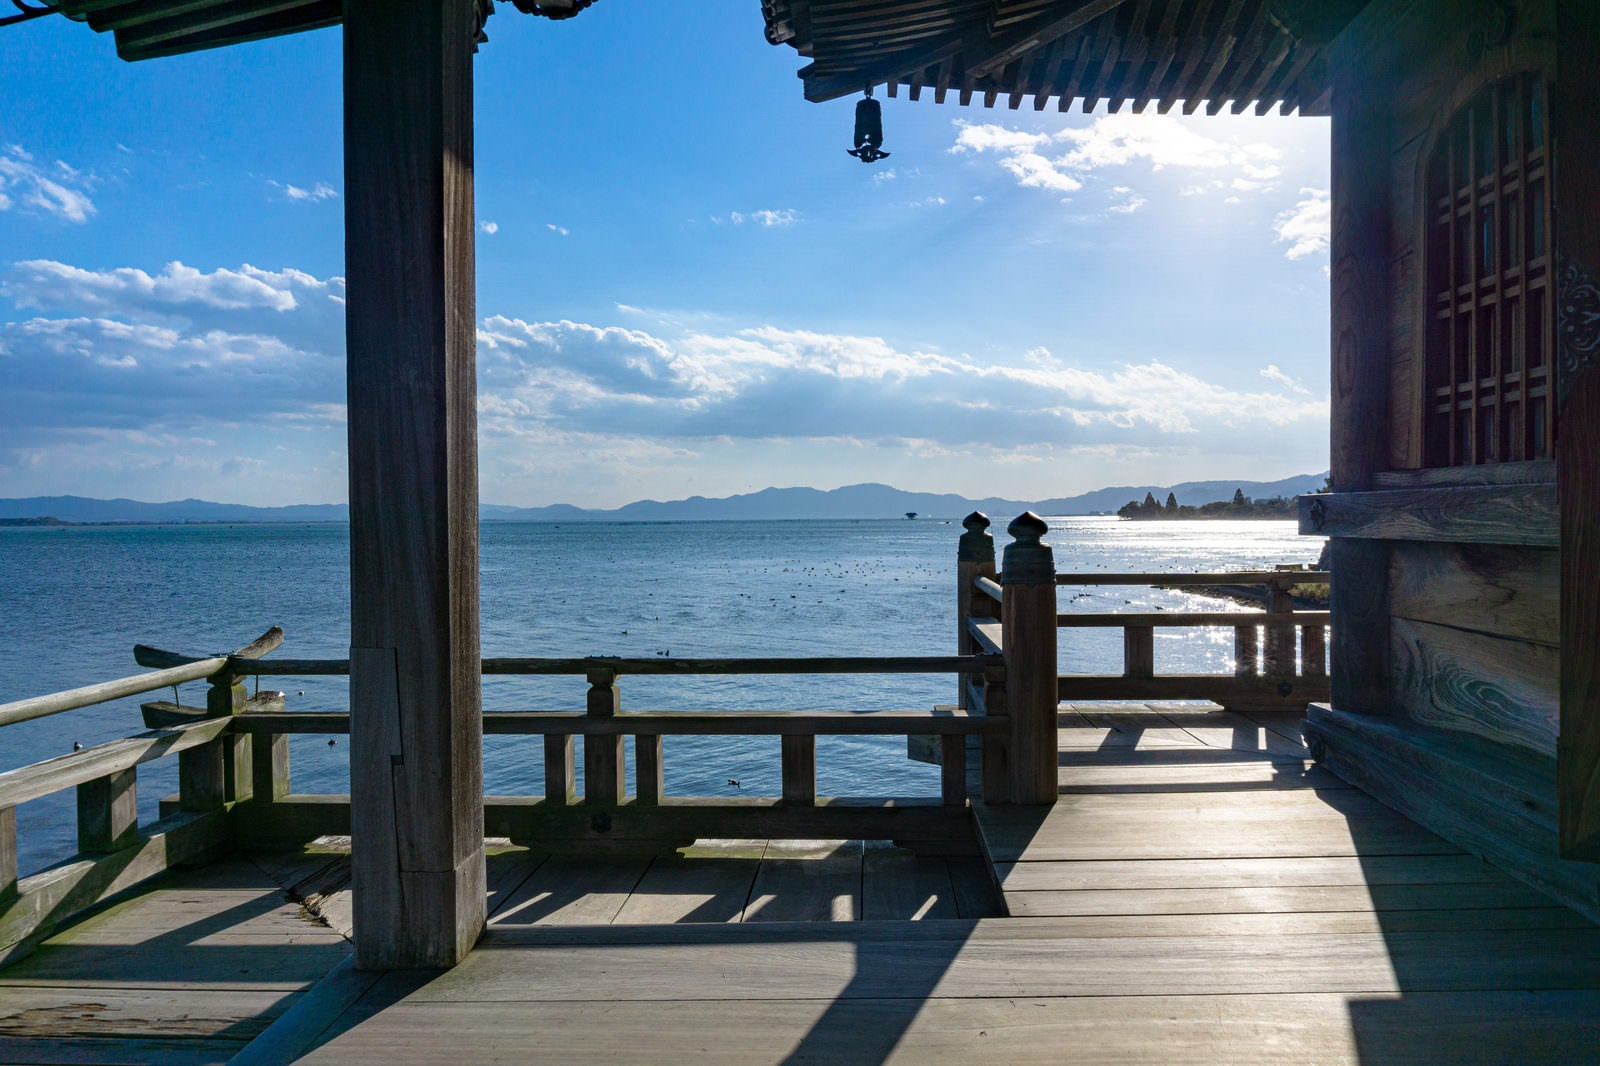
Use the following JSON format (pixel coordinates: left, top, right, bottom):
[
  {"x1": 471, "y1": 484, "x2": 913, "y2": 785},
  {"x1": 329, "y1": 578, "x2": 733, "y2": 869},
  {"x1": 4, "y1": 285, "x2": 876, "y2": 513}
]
[{"x1": 847, "y1": 91, "x2": 890, "y2": 164}]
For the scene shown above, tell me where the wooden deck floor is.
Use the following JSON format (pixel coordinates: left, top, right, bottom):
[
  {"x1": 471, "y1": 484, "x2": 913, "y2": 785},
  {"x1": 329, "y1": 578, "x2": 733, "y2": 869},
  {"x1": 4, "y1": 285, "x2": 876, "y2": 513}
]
[{"x1": 6, "y1": 703, "x2": 1600, "y2": 1064}]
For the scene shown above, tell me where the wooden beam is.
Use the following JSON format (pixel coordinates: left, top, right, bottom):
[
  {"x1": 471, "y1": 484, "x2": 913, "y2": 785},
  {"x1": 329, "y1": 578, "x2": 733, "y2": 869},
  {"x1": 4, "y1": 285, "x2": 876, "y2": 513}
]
[
  {"x1": 344, "y1": 0, "x2": 485, "y2": 970},
  {"x1": 1556, "y1": 0, "x2": 1600, "y2": 862},
  {"x1": 1298, "y1": 485, "x2": 1558, "y2": 547}
]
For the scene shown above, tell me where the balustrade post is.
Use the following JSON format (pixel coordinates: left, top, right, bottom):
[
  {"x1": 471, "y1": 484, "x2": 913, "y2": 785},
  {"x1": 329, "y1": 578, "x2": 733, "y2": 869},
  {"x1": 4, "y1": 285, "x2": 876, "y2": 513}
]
[
  {"x1": 180, "y1": 665, "x2": 245, "y2": 811},
  {"x1": 545, "y1": 735, "x2": 576, "y2": 805},
  {"x1": 1302, "y1": 624, "x2": 1328, "y2": 678},
  {"x1": 1, "y1": 806, "x2": 15, "y2": 903},
  {"x1": 1002, "y1": 512, "x2": 1059, "y2": 805},
  {"x1": 583, "y1": 668, "x2": 624, "y2": 805},
  {"x1": 957, "y1": 512, "x2": 997, "y2": 710},
  {"x1": 781, "y1": 734, "x2": 816, "y2": 805},
  {"x1": 635, "y1": 734, "x2": 664, "y2": 804},
  {"x1": 78, "y1": 769, "x2": 138, "y2": 853},
  {"x1": 1234, "y1": 626, "x2": 1259, "y2": 677},
  {"x1": 940, "y1": 735, "x2": 968, "y2": 806},
  {"x1": 1264, "y1": 579, "x2": 1296, "y2": 678},
  {"x1": 1123, "y1": 626, "x2": 1154, "y2": 680},
  {"x1": 252, "y1": 732, "x2": 291, "y2": 805}
]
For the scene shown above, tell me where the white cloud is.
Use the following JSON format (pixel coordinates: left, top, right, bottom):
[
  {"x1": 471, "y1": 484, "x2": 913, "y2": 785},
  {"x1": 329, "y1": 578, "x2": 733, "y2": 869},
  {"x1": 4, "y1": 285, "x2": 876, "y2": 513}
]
[
  {"x1": 269, "y1": 180, "x2": 338, "y2": 202},
  {"x1": 0, "y1": 145, "x2": 96, "y2": 223},
  {"x1": 1274, "y1": 187, "x2": 1331, "y2": 260},
  {"x1": 872, "y1": 169, "x2": 897, "y2": 184},
  {"x1": 1108, "y1": 187, "x2": 1147, "y2": 214},
  {"x1": 479, "y1": 220, "x2": 500, "y2": 235},
  {"x1": 546, "y1": 223, "x2": 569, "y2": 236},
  {"x1": 1261, "y1": 364, "x2": 1311, "y2": 394},
  {"x1": 711, "y1": 209, "x2": 799, "y2": 227},
  {"x1": 952, "y1": 114, "x2": 1283, "y2": 201},
  {"x1": 905, "y1": 196, "x2": 947, "y2": 208},
  {"x1": 4, "y1": 259, "x2": 332, "y2": 314}
]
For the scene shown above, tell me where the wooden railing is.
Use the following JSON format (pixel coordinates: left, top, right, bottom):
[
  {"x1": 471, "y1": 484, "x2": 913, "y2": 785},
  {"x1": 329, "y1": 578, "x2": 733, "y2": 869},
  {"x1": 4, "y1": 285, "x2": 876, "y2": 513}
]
[
  {"x1": 0, "y1": 632, "x2": 1001, "y2": 962},
  {"x1": 956, "y1": 511, "x2": 1331, "y2": 781}
]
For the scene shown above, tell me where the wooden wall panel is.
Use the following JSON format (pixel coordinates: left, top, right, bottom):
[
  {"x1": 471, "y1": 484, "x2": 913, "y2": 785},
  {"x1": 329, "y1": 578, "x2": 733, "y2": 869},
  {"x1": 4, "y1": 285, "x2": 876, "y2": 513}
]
[
  {"x1": 1391, "y1": 617, "x2": 1559, "y2": 755},
  {"x1": 1390, "y1": 543, "x2": 1559, "y2": 648}
]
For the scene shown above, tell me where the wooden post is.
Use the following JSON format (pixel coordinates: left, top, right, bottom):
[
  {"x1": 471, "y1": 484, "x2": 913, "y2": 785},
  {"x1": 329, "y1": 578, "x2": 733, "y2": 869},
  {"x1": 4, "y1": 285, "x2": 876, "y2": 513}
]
[
  {"x1": 1002, "y1": 512, "x2": 1059, "y2": 806},
  {"x1": 1325, "y1": 28, "x2": 1393, "y2": 715},
  {"x1": 1263, "y1": 581, "x2": 1295, "y2": 679},
  {"x1": 940, "y1": 734, "x2": 967, "y2": 807},
  {"x1": 1, "y1": 807, "x2": 16, "y2": 903},
  {"x1": 251, "y1": 734, "x2": 291, "y2": 804},
  {"x1": 635, "y1": 734, "x2": 664, "y2": 805},
  {"x1": 545, "y1": 735, "x2": 576, "y2": 806},
  {"x1": 77, "y1": 769, "x2": 138, "y2": 853},
  {"x1": 1123, "y1": 626, "x2": 1154, "y2": 680},
  {"x1": 180, "y1": 667, "x2": 240, "y2": 812},
  {"x1": 1234, "y1": 625, "x2": 1259, "y2": 677},
  {"x1": 957, "y1": 511, "x2": 997, "y2": 709},
  {"x1": 345, "y1": 0, "x2": 486, "y2": 970},
  {"x1": 1555, "y1": 0, "x2": 1600, "y2": 862},
  {"x1": 781, "y1": 735, "x2": 817, "y2": 805},
  {"x1": 583, "y1": 670, "x2": 624, "y2": 805},
  {"x1": 980, "y1": 662, "x2": 1009, "y2": 803}
]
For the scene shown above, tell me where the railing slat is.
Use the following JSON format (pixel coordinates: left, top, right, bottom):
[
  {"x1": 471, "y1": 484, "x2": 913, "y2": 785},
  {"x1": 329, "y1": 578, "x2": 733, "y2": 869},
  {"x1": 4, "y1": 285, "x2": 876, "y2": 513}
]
[
  {"x1": 77, "y1": 768, "x2": 138, "y2": 853},
  {"x1": 242, "y1": 654, "x2": 999, "y2": 678},
  {"x1": 781, "y1": 735, "x2": 816, "y2": 806},
  {"x1": 966, "y1": 617, "x2": 1004, "y2": 654},
  {"x1": 544, "y1": 735, "x2": 576, "y2": 806},
  {"x1": 940, "y1": 734, "x2": 967, "y2": 807},
  {"x1": 0, "y1": 807, "x2": 14, "y2": 903}
]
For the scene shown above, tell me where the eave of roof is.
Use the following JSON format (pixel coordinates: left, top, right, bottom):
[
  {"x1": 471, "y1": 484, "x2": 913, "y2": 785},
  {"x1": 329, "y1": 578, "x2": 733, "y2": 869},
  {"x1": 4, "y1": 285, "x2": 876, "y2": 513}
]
[{"x1": 762, "y1": 0, "x2": 1371, "y2": 117}]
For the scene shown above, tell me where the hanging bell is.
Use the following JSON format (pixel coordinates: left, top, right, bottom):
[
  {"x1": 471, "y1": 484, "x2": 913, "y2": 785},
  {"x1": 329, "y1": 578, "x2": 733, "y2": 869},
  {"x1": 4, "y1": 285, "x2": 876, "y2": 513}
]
[{"x1": 847, "y1": 92, "x2": 890, "y2": 164}]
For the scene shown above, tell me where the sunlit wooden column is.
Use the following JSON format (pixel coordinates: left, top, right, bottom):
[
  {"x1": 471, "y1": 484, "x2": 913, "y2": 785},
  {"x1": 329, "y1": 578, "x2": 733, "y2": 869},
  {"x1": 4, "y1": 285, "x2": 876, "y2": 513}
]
[{"x1": 344, "y1": 0, "x2": 486, "y2": 970}]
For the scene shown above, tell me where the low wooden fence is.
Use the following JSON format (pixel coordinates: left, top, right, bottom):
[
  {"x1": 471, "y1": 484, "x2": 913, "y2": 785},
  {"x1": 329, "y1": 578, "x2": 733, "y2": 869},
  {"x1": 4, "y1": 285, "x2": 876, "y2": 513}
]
[
  {"x1": 955, "y1": 511, "x2": 1330, "y2": 793},
  {"x1": 0, "y1": 631, "x2": 1001, "y2": 962}
]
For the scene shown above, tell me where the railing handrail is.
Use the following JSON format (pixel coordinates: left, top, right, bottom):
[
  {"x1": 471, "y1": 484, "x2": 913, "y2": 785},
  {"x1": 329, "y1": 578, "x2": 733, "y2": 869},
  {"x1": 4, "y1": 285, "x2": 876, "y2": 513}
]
[
  {"x1": 1052, "y1": 570, "x2": 1329, "y2": 586},
  {"x1": 1053, "y1": 610, "x2": 1330, "y2": 628},
  {"x1": 230, "y1": 654, "x2": 1000, "y2": 678},
  {"x1": 0, "y1": 716, "x2": 230, "y2": 808},
  {"x1": 0, "y1": 657, "x2": 228, "y2": 730},
  {"x1": 232, "y1": 707, "x2": 1006, "y2": 737}
]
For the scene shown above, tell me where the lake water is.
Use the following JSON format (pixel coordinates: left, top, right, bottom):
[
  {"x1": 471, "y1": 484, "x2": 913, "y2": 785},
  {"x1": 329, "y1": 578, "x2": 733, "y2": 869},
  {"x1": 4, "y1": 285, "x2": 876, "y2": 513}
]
[{"x1": 0, "y1": 517, "x2": 1322, "y2": 874}]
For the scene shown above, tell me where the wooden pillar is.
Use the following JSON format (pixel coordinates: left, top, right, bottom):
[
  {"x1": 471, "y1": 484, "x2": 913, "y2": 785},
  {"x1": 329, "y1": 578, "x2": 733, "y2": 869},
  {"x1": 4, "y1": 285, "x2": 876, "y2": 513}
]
[
  {"x1": 345, "y1": 0, "x2": 485, "y2": 970},
  {"x1": 1325, "y1": 31, "x2": 1393, "y2": 715},
  {"x1": 1002, "y1": 512, "x2": 1058, "y2": 806},
  {"x1": 180, "y1": 669, "x2": 242, "y2": 812},
  {"x1": 1555, "y1": 0, "x2": 1600, "y2": 862},
  {"x1": 78, "y1": 769, "x2": 138, "y2": 853},
  {"x1": 583, "y1": 670, "x2": 624, "y2": 805}
]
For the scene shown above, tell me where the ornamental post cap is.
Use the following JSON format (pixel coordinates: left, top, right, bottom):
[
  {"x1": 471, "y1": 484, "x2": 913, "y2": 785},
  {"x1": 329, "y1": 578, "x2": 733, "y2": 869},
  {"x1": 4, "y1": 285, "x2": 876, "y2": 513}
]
[
  {"x1": 1007, "y1": 511, "x2": 1048, "y2": 542},
  {"x1": 962, "y1": 511, "x2": 990, "y2": 533}
]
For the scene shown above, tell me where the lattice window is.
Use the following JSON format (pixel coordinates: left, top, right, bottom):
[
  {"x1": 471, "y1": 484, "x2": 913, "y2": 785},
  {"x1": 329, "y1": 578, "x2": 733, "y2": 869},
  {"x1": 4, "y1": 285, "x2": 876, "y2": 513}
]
[{"x1": 1424, "y1": 72, "x2": 1554, "y2": 466}]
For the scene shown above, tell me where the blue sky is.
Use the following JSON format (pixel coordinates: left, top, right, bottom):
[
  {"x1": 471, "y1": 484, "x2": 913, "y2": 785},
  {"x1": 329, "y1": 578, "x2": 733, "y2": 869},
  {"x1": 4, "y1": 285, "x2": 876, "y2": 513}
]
[{"x1": 0, "y1": 4, "x2": 1331, "y2": 508}]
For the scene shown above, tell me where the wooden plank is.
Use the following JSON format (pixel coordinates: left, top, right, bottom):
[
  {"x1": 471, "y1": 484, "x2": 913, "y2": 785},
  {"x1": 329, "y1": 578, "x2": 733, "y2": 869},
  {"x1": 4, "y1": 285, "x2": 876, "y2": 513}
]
[
  {"x1": 291, "y1": 989, "x2": 1600, "y2": 1066},
  {"x1": 634, "y1": 734, "x2": 663, "y2": 804},
  {"x1": 1556, "y1": 0, "x2": 1600, "y2": 863},
  {"x1": 1390, "y1": 617, "x2": 1559, "y2": 754},
  {"x1": 1058, "y1": 760, "x2": 1351, "y2": 793},
  {"x1": 964, "y1": 618, "x2": 1002, "y2": 655},
  {"x1": 861, "y1": 850, "x2": 959, "y2": 921},
  {"x1": 0, "y1": 657, "x2": 227, "y2": 730},
  {"x1": 248, "y1": 654, "x2": 1000, "y2": 678},
  {"x1": 744, "y1": 851, "x2": 860, "y2": 923},
  {"x1": 231, "y1": 956, "x2": 384, "y2": 1066},
  {"x1": 1373, "y1": 460, "x2": 1556, "y2": 488},
  {"x1": 1390, "y1": 542, "x2": 1559, "y2": 647},
  {"x1": 976, "y1": 908, "x2": 1593, "y2": 936},
  {"x1": 0, "y1": 810, "x2": 229, "y2": 964},
  {"x1": 0, "y1": 807, "x2": 14, "y2": 902},
  {"x1": 939, "y1": 734, "x2": 966, "y2": 806},
  {"x1": 1122, "y1": 626, "x2": 1153, "y2": 679},
  {"x1": 1003, "y1": 523, "x2": 1059, "y2": 805},
  {"x1": 993, "y1": 853, "x2": 1515, "y2": 894},
  {"x1": 611, "y1": 854, "x2": 759, "y2": 925},
  {"x1": 1299, "y1": 485, "x2": 1559, "y2": 547},
  {"x1": 1001, "y1": 881, "x2": 1570, "y2": 918},
  {"x1": 487, "y1": 854, "x2": 650, "y2": 926},
  {"x1": 543, "y1": 735, "x2": 575, "y2": 806},
  {"x1": 344, "y1": 0, "x2": 485, "y2": 970},
  {"x1": 945, "y1": 856, "x2": 1003, "y2": 919}
]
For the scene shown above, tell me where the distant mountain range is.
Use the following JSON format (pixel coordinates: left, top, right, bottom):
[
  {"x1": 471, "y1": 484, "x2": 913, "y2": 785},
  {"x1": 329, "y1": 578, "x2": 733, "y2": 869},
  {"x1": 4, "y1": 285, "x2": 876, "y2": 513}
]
[{"x1": 0, "y1": 474, "x2": 1327, "y2": 525}]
